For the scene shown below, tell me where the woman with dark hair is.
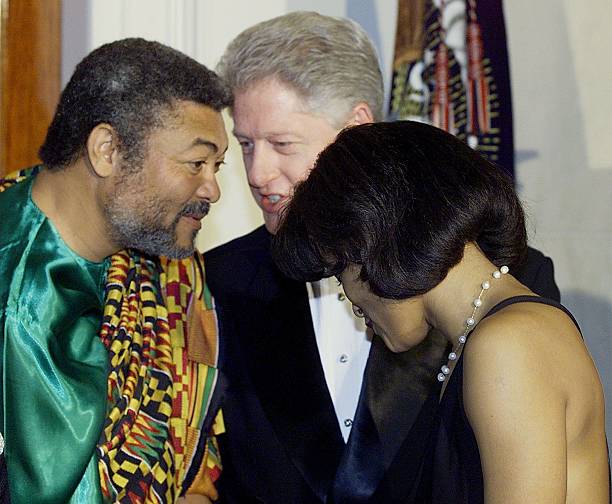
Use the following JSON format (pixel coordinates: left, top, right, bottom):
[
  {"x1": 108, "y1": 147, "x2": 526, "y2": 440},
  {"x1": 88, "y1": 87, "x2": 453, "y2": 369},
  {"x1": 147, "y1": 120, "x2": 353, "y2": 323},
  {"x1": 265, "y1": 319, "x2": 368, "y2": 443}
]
[{"x1": 272, "y1": 121, "x2": 609, "y2": 503}]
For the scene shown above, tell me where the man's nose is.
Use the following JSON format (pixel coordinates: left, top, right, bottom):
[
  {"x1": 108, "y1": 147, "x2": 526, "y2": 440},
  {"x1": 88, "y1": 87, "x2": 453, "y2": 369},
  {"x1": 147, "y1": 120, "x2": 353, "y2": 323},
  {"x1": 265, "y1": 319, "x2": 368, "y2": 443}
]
[
  {"x1": 195, "y1": 168, "x2": 221, "y2": 203},
  {"x1": 246, "y1": 145, "x2": 281, "y2": 188}
]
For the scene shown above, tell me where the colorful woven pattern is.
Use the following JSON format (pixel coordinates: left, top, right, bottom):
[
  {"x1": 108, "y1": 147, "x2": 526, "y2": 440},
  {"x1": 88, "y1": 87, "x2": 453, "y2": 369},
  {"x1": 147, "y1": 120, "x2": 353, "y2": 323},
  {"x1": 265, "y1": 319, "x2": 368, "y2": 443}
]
[
  {"x1": 97, "y1": 240, "x2": 223, "y2": 503},
  {"x1": 0, "y1": 165, "x2": 43, "y2": 193}
]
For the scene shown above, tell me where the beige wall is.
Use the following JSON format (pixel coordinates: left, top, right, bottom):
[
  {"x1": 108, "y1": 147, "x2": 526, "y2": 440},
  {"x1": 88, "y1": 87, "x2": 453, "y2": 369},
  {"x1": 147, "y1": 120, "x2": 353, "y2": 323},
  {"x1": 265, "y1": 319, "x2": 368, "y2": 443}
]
[{"x1": 505, "y1": 0, "x2": 612, "y2": 448}]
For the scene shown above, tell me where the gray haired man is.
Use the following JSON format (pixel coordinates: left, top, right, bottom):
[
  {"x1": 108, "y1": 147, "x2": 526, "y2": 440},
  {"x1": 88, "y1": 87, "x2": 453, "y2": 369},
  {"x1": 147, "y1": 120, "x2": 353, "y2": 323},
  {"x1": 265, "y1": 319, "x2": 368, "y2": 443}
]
[{"x1": 205, "y1": 11, "x2": 559, "y2": 503}]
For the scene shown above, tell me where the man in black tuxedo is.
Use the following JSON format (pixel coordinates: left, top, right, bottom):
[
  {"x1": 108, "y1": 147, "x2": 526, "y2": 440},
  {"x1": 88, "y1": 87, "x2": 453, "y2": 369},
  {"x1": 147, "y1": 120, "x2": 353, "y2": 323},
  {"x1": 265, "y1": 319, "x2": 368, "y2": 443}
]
[{"x1": 205, "y1": 11, "x2": 561, "y2": 503}]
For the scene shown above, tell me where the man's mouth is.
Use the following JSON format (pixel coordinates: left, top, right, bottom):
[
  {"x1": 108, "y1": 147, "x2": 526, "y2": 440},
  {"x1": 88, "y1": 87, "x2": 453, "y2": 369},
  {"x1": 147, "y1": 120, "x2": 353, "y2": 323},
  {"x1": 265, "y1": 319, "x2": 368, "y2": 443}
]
[
  {"x1": 260, "y1": 194, "x2": 287, "y2": 213},
  {"x1": 182, "y1": 212, "x2": 206, "y2": 220},
  {"x1": 181, "y1": 214, "x2": 203, "y2": 230},
  {"x1": 178, "y1": 201, "x2": 211, "y2": 229}
]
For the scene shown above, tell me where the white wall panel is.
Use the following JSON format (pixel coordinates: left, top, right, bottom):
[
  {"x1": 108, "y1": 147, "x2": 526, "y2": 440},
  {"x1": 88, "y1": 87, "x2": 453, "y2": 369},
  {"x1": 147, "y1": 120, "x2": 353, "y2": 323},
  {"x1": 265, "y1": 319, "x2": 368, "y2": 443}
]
[
  {"x1": 506, "y1": 0, "x2": 612, "y2": 450},
  {"x1": 564, "y1": 0, "x2": 612, "y2": 172}
]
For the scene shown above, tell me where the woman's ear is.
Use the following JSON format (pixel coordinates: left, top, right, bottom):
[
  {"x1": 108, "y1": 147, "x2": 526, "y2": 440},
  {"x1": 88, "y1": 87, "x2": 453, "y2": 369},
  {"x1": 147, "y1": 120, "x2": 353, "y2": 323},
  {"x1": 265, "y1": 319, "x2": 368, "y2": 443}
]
[{"x1": 85, "y1": 123, "x2": 119, "y2": 178}]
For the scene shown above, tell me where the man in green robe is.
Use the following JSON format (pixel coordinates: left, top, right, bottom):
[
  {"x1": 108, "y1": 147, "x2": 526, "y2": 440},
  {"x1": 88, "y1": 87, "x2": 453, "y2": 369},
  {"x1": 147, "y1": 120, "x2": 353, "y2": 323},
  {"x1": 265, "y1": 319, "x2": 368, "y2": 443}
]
[{"x1": 0, "y1": 38, "x2": 230, "y2": 504}]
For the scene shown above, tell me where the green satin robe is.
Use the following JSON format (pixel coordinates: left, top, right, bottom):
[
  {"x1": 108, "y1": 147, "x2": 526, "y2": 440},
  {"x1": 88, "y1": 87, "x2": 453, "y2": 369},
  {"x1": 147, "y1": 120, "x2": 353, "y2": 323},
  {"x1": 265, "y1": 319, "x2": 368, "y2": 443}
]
[{"x1": 0, "y1": 176, "x2": 109, "y2": 503}]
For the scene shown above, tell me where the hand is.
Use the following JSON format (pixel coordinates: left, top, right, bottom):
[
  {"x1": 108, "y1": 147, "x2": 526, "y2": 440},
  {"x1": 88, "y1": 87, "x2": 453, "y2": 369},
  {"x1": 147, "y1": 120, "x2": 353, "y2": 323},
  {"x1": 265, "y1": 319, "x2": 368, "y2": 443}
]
[{"x1": 176, "y1": 495, "x2": 213, "y2": 504}]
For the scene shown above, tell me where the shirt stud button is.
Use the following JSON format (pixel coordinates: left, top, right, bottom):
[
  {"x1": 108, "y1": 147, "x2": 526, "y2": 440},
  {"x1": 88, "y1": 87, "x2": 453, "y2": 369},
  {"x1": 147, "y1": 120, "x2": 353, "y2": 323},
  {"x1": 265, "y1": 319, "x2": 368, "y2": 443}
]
[
  {"x1": 339, "y1": 354, "x2": 349, "y2": 363},
  {"x1": 344, "y1": 419, "x2": 353, "y2": 427},
  {"x1": 337, "y1": 292, "x2": 346, "y2": 301}
]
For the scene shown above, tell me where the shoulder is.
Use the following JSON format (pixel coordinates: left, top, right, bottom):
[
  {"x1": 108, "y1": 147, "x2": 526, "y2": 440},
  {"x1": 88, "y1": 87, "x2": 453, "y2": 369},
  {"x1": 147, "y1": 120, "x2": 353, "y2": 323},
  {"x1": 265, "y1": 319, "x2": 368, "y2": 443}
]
[
  {"x1": 1, "y1": 178, "x2": 45, "y2": 300},
  {"x1": 203, "y1": 226, "x2": 273, "y2": 296},
  {"x1": 513, "y1": 246, "x2": 560, "y2": 300},
  {"x1": 463, "y1": 303, "x2": 555, "y2": 400},
  {"x1": 462, "y1": 299, "x2": 595, "y2": 424},
  {"x1": 0, "y1": 175, "x2": 31, "y2": 222},
  {"x1": 459, "y1": 301, "x2": 589, "y2": 501},
  {"x1": 204, "y1": 226, "x2": 270, "y2": 264},
  {"x1": 464, "y1": 300, "x2": 584, "y2": 384}
]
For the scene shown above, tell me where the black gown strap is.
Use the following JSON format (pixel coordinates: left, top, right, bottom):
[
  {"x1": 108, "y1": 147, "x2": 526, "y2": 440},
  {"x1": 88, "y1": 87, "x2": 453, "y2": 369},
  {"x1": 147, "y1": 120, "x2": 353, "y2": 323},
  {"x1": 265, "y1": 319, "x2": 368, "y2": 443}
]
[{"x1": 481, "y1": 295, "x2": 581, "y2": 334}]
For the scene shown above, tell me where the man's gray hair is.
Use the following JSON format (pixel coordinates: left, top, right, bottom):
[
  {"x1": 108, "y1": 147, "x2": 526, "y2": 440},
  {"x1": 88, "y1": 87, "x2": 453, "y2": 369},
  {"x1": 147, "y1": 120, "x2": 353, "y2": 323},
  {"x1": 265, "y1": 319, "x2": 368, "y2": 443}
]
[{"x1": 217, "y1": 11, "x2": 384, "y2": 124}]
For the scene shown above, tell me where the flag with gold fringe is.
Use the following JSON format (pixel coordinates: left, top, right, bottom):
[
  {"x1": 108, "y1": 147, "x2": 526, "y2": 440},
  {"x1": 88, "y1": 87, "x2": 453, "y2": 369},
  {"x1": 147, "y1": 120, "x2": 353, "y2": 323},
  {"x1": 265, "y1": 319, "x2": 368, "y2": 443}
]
[{"x1": 389, "y1": 0, "x2": 514, "y2": 177}]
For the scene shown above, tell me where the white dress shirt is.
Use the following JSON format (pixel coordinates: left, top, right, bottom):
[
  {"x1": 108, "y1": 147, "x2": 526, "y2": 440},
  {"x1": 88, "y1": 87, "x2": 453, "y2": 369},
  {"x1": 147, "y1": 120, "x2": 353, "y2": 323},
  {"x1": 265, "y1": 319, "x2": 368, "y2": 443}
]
[{"x1": 307, "y1": 277, "x2": 372, "y2": 442}]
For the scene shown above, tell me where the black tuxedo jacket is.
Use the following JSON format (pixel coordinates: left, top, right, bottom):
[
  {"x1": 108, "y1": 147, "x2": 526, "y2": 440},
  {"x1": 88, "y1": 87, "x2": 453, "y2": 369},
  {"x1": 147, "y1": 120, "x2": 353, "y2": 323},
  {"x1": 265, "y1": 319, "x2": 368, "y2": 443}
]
[{"x1": 204, "y1": 226, "x2": 560, "y2": 504}]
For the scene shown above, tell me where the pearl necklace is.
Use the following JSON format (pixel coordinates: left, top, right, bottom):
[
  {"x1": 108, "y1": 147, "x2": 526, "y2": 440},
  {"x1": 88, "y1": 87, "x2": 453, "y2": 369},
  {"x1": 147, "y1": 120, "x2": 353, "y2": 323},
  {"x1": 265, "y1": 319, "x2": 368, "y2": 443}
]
[{"x1": 437, "y1": 265, "x2": 509, "y2": 382}]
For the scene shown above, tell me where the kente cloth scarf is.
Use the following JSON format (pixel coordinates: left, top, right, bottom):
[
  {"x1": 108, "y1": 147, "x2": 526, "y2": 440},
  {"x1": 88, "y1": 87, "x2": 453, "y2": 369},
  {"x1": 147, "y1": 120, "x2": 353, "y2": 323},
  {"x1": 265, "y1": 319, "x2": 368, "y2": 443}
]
[{"x1": 1, "y1": 167, "x2": 224, "y2": 503}]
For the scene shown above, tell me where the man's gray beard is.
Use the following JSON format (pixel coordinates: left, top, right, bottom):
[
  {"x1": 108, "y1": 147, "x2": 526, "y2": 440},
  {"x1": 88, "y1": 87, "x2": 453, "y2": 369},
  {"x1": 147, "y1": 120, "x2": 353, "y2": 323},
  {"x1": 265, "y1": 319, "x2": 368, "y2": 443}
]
[
  {"x1": 105, "y1": 206, "x2": 197, "y2": 259},
  {"x1": 103, "y1": 161, "x2": 210, "y2": 258}
]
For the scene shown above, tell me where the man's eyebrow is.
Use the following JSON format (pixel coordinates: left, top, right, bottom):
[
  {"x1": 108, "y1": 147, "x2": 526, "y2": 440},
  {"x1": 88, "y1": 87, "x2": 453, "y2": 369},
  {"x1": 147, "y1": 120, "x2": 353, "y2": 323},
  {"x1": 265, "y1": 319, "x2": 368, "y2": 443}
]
[
  {"x1": 189, "y1": 137, "x2": 228, "y2": 155},
  {"x1": 232, "y1": 130, "x2": 298, "y2": 138}
]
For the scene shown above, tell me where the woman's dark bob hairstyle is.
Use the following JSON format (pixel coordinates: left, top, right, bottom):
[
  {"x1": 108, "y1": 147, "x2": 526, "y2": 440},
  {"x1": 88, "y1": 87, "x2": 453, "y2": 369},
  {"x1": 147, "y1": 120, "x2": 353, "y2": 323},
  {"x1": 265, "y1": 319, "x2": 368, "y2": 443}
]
[{"x1": 272, "y1": 121, "x2": 527, "y2": 299}]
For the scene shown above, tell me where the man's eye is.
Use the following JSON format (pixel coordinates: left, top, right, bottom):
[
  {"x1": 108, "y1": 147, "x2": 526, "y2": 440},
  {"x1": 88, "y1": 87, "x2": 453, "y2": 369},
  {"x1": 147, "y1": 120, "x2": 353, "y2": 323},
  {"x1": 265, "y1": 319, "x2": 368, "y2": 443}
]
[
  {"x1": 273, "y1": 141, "x2": 294, "y2": 151},
  {"x1": 214, "y1": 160, "x2": 225, "y2": 173},
  {"x1": 352, "y1": 304, "x2": 365, "y2": 318},
  {"x1": 238, "y1": 140, "x2": 253, "y2": 153},
  {"x1": 190, "y1": 161, "x2": 205, "y2": 172}
]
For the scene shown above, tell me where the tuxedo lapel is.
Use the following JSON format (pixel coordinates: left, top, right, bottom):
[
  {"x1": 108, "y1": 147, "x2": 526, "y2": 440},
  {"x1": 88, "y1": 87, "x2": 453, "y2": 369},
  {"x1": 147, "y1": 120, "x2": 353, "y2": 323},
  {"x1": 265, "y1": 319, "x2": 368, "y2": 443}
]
[
  {"x1": 244, "y1": 247, "x2": 344, "y2": 502},
  {"x1": 331, "y1": 331, "x2": 447, "y2": 502}
]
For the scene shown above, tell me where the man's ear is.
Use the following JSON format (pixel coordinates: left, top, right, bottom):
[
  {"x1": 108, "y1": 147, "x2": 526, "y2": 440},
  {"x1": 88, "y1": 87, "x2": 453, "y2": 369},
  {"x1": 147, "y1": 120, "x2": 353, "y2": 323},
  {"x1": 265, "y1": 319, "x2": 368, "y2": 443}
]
[
  {"x1": 86, "y1": 123, "x2": 119, "y2": 178},
  {"x1": 345, "y1": 102, "x2": 375, "y2": 127}
]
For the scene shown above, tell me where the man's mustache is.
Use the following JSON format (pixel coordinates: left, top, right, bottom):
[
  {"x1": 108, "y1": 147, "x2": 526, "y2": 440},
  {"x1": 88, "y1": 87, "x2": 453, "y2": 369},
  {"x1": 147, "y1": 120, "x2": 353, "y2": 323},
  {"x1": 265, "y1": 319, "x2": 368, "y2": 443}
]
[{"x1": 179, "y1": 200, "x2": 211, "y2": 219}]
